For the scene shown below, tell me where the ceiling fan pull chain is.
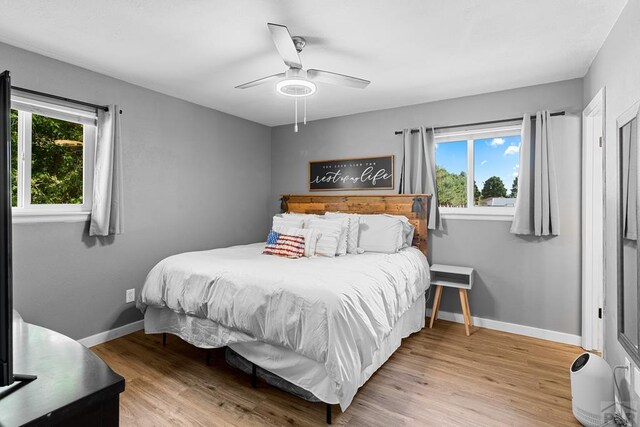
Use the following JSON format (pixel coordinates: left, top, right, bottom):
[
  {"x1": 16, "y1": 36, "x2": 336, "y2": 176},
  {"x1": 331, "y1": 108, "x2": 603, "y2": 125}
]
[
  {"x1": 304, "y1": 97, "x2": 307, "y2": 125},
  {"x1": 294, "y1": 97, "x2": 299, "y2": 133}
]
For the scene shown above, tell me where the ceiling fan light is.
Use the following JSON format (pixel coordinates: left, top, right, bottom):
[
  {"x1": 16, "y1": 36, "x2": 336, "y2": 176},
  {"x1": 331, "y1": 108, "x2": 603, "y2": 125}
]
[{"x1": 276, "y1": 78, "x2": 316, "y2": 97}]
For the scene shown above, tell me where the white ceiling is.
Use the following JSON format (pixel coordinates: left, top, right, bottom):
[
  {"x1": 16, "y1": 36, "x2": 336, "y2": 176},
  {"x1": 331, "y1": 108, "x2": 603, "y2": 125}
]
[{"x1": 0, "y1": 0, "x2": 627, "y2": 126}]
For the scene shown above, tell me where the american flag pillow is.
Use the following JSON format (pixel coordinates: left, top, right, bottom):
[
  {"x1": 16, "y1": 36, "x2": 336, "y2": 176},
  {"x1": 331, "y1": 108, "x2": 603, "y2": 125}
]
[{"x1": 263, "y1": 231, "x2": 305, "y2": 259}]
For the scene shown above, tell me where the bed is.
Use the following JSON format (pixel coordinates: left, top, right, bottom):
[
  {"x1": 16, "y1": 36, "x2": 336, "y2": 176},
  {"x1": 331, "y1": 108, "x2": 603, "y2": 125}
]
[{"x1": 137, "y1": 194, "x2": 431, "y2": 423}]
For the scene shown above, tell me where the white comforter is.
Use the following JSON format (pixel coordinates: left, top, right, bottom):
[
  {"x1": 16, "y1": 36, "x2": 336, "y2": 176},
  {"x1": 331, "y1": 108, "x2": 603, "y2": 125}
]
[{"x1": 137, "y1": 243, "x2": 430, "y2": 409}]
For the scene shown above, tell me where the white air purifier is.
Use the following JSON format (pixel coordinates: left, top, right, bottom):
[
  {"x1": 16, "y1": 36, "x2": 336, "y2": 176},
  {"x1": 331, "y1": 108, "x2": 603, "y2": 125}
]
[{"x1": 570, "y1": 352, "x2": 615, "y2": 426}]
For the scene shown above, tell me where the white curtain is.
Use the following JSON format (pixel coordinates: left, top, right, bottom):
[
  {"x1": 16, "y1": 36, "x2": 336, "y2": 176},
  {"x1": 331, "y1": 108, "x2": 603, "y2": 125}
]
[
  {"x1": 622, "y1": 117, "x2": 638, "y2": 240},
  {"x1": 400, "y1": 127, "x2": 441, "y2": 230},
  {"x1": 510, "y1": 111, "x2": 560, "y2": 236},
  {"x1": 89, "y1": 105, "x2": 123, "y2": 236}
]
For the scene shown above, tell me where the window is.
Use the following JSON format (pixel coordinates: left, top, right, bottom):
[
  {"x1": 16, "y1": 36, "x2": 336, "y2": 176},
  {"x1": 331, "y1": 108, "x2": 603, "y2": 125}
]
[
  {"x1": 435, "y1": 140, "x2": 468, "y2": 208},
  {"x1": 10, "y1": 94, "x2": 96, "y2": 219},
  {"x1": 435, "y1": 124, "x2": 521, "y2": 218}
]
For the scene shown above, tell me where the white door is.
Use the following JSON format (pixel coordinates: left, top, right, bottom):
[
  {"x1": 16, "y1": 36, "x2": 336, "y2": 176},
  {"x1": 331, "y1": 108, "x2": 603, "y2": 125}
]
[{"x1": 582, "y1": 88, "x2": 605, "y2": 352}]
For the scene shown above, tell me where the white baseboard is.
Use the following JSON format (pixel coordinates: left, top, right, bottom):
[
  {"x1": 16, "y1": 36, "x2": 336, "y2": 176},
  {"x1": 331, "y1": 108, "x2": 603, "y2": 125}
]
[
  {"x1": 427, "y1": 309, "x2": 582, "y2": 346},
  {"x1": 77, "y1": 312, "x2": 581, "y2": 349},
  {"x1": 79, "y1": 320, "x2": 144, "y2": 348}
]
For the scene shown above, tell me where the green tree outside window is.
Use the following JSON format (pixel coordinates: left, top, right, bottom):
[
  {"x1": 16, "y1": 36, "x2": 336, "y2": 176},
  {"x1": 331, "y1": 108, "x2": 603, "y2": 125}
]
[
  {"x1": 481, "y1": 176, "x2": 507, "y2": 199},
  {"x1": 10, "y1": 110, "x2": 84, "y2": 206},
  {"x1": 511, "y1": 177, "x2": 518, "y2": 198}
]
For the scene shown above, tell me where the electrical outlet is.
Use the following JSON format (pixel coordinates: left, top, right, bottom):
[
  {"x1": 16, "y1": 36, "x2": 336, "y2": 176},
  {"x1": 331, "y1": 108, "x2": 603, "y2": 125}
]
[
  {"x1": 625, "y1": 357, "x2": 632, "y2": 385},
  {"x1": 126, "y1": 288, "x2": 135, "y2": 304}
]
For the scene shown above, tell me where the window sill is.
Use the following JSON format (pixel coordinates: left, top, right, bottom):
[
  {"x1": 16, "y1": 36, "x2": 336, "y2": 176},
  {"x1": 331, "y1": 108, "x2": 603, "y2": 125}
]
[
  {"x1": 440, "y1": 208, "x2": 514, "y2": 222},
  {"x1": 12, "y1": 210, "x2": 90, "y2": 224}
]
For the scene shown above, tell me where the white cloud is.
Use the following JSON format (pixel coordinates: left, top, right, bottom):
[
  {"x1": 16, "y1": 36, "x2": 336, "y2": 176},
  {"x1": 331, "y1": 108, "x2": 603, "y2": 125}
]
[
  {"x1": 513, "y1": 172, "x2": 519, "y2": 177},
  {"x1": 514, "y1": 164, "x2": 520, "y2": 170},
  {"x1": 480, "y1": 160, "x2": 488, "y2": 165},
  {"x1": 504, "y1": 145, "x2": 520, "y2": 156},
  {"x1": 490, "y1": 138, "x2": 505, "y2": 147}
]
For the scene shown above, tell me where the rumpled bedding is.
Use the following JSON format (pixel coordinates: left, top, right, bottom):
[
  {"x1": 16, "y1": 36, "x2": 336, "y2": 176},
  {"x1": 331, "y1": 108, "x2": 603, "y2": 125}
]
[{"x1": 137, "y1": 242, "x2": 430, "y2": 409}]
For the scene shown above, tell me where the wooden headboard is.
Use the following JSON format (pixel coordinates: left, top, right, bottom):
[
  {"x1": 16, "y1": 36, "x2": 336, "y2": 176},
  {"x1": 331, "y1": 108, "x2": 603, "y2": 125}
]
[{"x1": 281, "y1": 194, "x2": 431, "y2": 255}]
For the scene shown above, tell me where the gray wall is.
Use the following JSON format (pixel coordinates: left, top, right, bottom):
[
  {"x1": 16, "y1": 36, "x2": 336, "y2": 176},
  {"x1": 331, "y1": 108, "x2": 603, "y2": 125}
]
[
  {"x1": 271, "y1": 79, "x2": 583, "y2": 335},
  {"x1": 584, "y1": 0, "x2": 640, "y2": 410},
  {"x1": 0, "y1": 42, "x2": 272, "y2": 340}
]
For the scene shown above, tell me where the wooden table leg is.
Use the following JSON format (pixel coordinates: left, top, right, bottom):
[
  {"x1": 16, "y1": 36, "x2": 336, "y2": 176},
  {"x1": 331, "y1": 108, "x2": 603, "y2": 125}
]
[
  {"x1": 429, "y1": 285, "x2": 443, "y2": 328},
  {"x1": 459, "y1": 289, "x2": 470, "y2": 336},
  {"x1": 463, "y1": 290, "x2": 473, "y2": 328}
]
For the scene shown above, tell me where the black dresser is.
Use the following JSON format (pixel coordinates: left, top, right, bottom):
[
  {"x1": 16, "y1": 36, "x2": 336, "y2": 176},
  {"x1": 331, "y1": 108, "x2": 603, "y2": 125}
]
[{"x1": 0, "y1": 311, "x2": 125, "y2": 426}]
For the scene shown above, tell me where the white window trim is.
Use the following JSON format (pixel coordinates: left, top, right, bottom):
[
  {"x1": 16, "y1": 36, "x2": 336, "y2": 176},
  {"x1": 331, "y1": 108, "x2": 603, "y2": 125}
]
[
  {"x1": 12, "y1": 210, "x2": 90, "y2": 224},
  {"x1": 436, "y1": 125, "x2": 521, "y2": 221},
  {"x1": 10, "y1": 95, "x2": 96, "y2": 222},
  {"x1": 440, "y1": 207, "x2": 515, "y2": 221},
  {"x1": 434, "y1": 124, "x2": 521, "y2": 143},
  {"x1": 12, "y1": 95, "x2": 98, "y2": 127}
]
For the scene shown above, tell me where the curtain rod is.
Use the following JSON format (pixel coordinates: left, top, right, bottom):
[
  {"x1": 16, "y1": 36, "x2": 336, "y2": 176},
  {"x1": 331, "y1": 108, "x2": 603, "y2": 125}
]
[
  {"x1": 394, "y1": 111, "x2": 565, "y2": 135},
  {"x1": 11, "y1": 86, "x2": 122, "y2": 114}
]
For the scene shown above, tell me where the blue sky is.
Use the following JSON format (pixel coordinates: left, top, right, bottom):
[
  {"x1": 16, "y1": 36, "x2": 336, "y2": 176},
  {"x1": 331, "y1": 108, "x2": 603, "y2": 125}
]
[
  {"x1": 435, "y1": 140, "x2": 467, "y2": 175},
  {"x1": 435, "y1": 134, "x2": 521, "y2": 194}
]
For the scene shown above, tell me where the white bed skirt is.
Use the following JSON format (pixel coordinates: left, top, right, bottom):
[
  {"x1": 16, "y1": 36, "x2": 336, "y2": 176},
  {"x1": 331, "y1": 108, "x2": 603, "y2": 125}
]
[{"x1": 144, "y1": 293, "x2": 426, "y2": 408}]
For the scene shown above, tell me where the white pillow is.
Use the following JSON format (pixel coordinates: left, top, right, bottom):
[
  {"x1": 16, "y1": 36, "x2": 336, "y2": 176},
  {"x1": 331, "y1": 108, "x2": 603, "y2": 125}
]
[
  {"x1": 320, "y1": 216, "x2": 349, "y2": 256},
  {"x1": 273, "y1": 226, "x2": 321, "y2": 257},
  {"x1": 324, "y1": 212, "x2": 360, "y2": 254},
  {"x1": 387, "y1": 214, "x2": 416, "y2": 247},
  {"x1": 306, "y1": 218, "x2": 342, "y2": 257},
  {"x1": 283, "y1": 212, "x2": 319, "y2": 227},
  {"x1": 273, "y1": 215, "x2": 304, "y2": 230},
  {"x1": 358, "y1": 215, "x2": 405, "y2": 254}
]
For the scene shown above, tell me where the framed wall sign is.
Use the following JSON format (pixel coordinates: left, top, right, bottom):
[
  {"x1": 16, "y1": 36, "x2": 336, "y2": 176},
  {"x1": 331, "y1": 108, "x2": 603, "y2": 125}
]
[{"x1": 308, "y1": 155, "x2": 394, "y2": 191}]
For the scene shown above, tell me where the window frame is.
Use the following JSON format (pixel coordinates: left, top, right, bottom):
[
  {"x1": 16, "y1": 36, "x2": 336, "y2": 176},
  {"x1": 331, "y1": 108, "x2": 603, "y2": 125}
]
[
  {"x1": 435, "y1": 124, "x2": 521, "y2": 221},
  {"x1": 10, "y1": 94, "x2": 97, "y2": 223}
]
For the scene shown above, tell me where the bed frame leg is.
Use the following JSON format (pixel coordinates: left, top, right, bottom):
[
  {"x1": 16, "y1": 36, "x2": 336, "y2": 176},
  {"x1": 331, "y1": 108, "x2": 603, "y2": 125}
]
[
  {"x1": 206, "y1": 349, "x2": 212, "y2": 366},
  {"x1": 162, "y1": 333, "x2": 167, "y2": 346},
  {"x1": 326, "y1": 404, "x2": 332, "y2": 424},
  {"x1": 251, "y1": 364, "x2": 257, "y2": 388}
]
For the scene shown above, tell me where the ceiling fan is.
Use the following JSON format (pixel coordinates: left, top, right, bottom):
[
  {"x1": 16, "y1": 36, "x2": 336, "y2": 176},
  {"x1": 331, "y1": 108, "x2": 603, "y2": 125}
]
[{"x1": 235, "y1": 23, "x2": 371, "y2": 131}]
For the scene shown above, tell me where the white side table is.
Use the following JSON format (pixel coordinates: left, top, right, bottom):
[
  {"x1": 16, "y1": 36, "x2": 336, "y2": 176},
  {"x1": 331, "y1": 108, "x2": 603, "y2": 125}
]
[{"x1": 429, "y1": 264, "x2": 475, "y2": 336}]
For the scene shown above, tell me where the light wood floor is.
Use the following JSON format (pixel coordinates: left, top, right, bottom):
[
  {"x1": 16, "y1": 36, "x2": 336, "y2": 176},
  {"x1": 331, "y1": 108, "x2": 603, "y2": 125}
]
[{"x1": 91, "y1": 320, "x2": 583, "y2": 426}]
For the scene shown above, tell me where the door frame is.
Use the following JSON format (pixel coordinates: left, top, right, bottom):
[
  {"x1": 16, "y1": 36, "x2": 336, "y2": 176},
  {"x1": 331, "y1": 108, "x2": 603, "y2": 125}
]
[{"x1": 582, "y1": 87, "x2": 606, "y2": 351}]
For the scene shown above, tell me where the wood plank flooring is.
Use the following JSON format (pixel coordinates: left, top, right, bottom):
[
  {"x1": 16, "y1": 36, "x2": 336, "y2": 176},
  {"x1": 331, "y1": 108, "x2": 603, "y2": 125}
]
[{"x1": 91, "y1": 320, "x2": 583, "y2": 426}]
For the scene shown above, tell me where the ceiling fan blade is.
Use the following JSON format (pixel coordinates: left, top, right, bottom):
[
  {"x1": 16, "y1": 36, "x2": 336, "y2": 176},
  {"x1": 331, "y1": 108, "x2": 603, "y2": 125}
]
[
  {"x1": 235, "y1": 73, "x2": 285, "y2": 89},
  {"x1": 307, "y1": 69, "x2": 370, "y2": 89},
  {"x1": 267, "y1": 23, "x2": 302, "y2": 69}
]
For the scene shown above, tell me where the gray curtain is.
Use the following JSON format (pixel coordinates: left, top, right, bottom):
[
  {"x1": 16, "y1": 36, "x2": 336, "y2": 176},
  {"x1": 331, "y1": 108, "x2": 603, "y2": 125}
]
[
  {"x1": 510, "y1": 111, "x2": 560, "y2": 236},
  {"x1": 622, "y1": 117, "x2": 638, "y2": 240},
  {"x1": 400, "y1": 126, "x2": 441, "y2": 230},
  {"x1": 90, "y1": 105, "x2": 123, "y2": 236}
]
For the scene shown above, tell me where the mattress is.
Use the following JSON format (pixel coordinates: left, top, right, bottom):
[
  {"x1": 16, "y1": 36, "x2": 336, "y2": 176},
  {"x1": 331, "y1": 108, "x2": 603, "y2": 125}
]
[{"x1": 138, "y1": 242, "x2": 430, "y2": 409}]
